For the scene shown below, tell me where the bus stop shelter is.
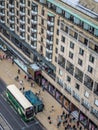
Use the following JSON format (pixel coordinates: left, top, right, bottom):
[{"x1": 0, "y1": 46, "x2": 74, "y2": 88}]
[{"x1": 24, "y1": 90, "x2": 44, "y2": 114}]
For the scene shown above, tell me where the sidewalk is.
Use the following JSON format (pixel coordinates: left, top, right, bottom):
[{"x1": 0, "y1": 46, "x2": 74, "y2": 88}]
[{"x1": 0, "y1": 50, "x2": 85, "y2": 130}]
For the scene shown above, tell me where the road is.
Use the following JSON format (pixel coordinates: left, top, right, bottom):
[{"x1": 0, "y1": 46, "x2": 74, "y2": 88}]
[{"x1": 0, "y1": 78, "x2": 46, "y2": 130}]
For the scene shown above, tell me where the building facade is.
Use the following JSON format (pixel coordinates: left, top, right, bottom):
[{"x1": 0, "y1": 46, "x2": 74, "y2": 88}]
[{"x1": 0, "y1": 0, "x2": 98, "y2": 129}]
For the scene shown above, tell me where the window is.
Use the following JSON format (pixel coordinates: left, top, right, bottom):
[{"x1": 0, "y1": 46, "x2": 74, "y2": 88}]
[
  {"x1": 16, "y1": 2, "x2": 18, "y2": 8},
  {"x1": 89, "y1": 54, "x2": 94, "y2": 63},
  {"x1": 75, "y1": 83, "x2": 80, "y2": 90},
  {"x1": 78, "y1": 58, "x2": 82, "y2": 66},
  {"x1": 55, "y1": 48, "x2": 58, "y2": 54},
  {"x1": 79, "y1": 48, "x2": 84, "y2": 56},
  {"x1": 55, "y1": 56, "x2": 57, "y2": 62},
  {"x1": 61, "y1": 35, "x2": 65, "y2": 43},
  {"x1": 28, "y1": 18, "x2": 30, "y2": 24},
  {"x1": 69, "y1": 51, "x2": 73, "y2": 59},
  {"x1": 17, "y1": 10, "x2": 19, "y2": 16},
  {"x1": 94, "y1": 99, "x2": 98, "y2": 107},
  {"x1": 57, "y1": 19, "x2": 60, "y2": 26},
  {"x1": 41, "y1": 9, "x2": 44, "y2": 16},
  {"x1": 70, "y1": 41, "x2": 74, "y2": 49},
  {"x1": 41, "y1": 28, "x2": 44, "y2": 34},
  {"x1": 88, "y1": 65, "x2": 93, "y2": 73},
  {"x1": 41, "y1": 37, "x2": 43, "y2": 42},
  {"x1": 28, "y1": 1, "x2": 30, "y2": 6},
  {"x1": 57, "y1": 29, "x2": 59, "y2": 35},
  {"x1": 61, "y1": 45, "x2": 64, "y2": 52},
  {"x1": 41, "y1": 19, "x2": 44, "y2": 25},
  {"x1": 59, "y1": 69, "x2": 63, "y2": 76},
  {"x1": 27, "y1": 35, "x2": 30, "y2": 41},
  {"x1": 84, "y1": 91, "x2": 89, "y2": 98},
  {"x1": 56, "y1": 38, "x2": 59, "y2": 45},
  {"x1": 67, "y1": 76, "x2": 71, "y2": 82},
  {"x1": 28, "y1": 27, "x2": 30, "y2": 32},
  {"x1": 28, "y1": 10, "x2": 30, "y2": 15}
]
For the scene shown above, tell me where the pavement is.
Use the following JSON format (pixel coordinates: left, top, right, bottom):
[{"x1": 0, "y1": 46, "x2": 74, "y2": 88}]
[{"x1": 0, "y1": 50, "x2": 85, "y2": 130}]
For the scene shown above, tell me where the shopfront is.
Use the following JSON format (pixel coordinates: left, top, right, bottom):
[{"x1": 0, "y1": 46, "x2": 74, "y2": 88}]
[
  {"x1": 88, "y1": 120, "x2": 97, "y2": 130},
  {"x1": 79, "y1": 112, "x2": 88, "y2": 127},
  {"x1": 63, "y1": 97, "x2": 70, "y2": 111}
]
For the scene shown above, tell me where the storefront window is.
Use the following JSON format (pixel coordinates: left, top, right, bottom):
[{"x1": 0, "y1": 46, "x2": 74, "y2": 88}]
[
  {"x1": 48, "y1": 84, "x2": 55, "y2": 96},
  {"x1": 63, "y1": 97, "x2": 70, "y2": 111},
  {"x1": 55, "y1": 90, "x2": 63, "y2": 104},
  {"x1": 79, "y1": 113, "x2": 88, "y2": 127}
]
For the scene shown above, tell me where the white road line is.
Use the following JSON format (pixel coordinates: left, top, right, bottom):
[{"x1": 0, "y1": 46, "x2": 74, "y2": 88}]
[
  {"x1": 0, "y1": 99, "x2": 22, "y2": 128},
  {"x1": 0, "y1": 113, "x2": 13, "y2": 130}
]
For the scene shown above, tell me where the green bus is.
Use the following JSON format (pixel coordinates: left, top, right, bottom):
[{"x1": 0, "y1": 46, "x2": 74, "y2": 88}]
[{"x1": 6, "y1": 84, "x2": 35, "y2": 121}]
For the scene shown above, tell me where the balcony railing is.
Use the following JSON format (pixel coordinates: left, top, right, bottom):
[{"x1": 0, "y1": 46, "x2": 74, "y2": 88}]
[
  {"x1": 84, "y1": 81, "x2": 93, "y2": 90},
  {"x1": 75, "y1": 74, "x2": 83, "y2": 82},
  {"x1": 47, "y1": 21, "x2": 54, "y2": 26},
  {"x1": 58, "y1": 61, "x2": 65, "y2": 68},
  {"x1": 31, "y1": 28, "x2": 37, "y2": 33},
  {"x1": 66, "y1": 67, "x2": 74, "y2": 75},
  {"x1": 31, "y1": 19, "x2": 37, "y2": 24},
  {"x1": 46, "y1": 57, "x2": 52, "y2": 62},
  {"x1": 20, "y1": 3, "x2": 25, "y2": 7},
  {"x1": 46, "y1": 39, "x2": 53, "y2": 44},
  {"x1": 94, "y1": 90, "x2": 98, "y2": 96},
  {"x1": 31, "y1": 10, "x2": 37, "y2": 15},
  {"x1": 0, "y1": 5, "x2": 5, "y2": 8},
  {"x1": 46, "y1": 48, "x2": 52, "y2": 53},
  {"x1": 9, "y1": 4, "x2": 14, "y2": 8}
]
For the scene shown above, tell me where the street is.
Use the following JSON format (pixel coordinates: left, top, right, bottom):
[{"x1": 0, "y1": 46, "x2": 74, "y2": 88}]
[{"x1": 0, "y1": 78, "x2": 46, "y2": 130}]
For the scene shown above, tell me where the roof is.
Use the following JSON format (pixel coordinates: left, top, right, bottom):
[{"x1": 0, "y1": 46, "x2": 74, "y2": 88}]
[
  {"x1": 30, "y1": 64, "x2": 40, "y2": 71},
  {"x1": 61, "y1": 0, "x2": 98, "y2": 17},
  {"x1": 7, "y1": 84, "x2": 33, "y2": 109}
]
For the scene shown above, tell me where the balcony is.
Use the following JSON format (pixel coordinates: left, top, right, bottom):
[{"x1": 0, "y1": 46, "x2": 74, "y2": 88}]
[
  {"x1": 31, "y1": 36, "x2": 37, "y2": 41},
  {"x1": 58, "y1": 55, "x2": 65, "y2": 68},
  {"x1": 0, "y1": 19, "x2": 5, "y2": 23},
  {"x1": 47, "y1": 21, "x2": 54, "y2": 26},
  {"x1": 9, "y1": 19, "x2": 14, "y2": 24},
  {"x1": 84, "y1": 74, "x2": 93, "y2": 90},
  {"x1": 46, "y1": 57, "x2": 52, "y2": 62},
  {"x1": 75, "y1": 68, "x2": 83, "y2": 82},
  {"x1": 94, "y1": 82, "x2": 98, "y2": 96},
  {"x1": 20, "y1": 35, "x2": 25, "y2": 40},
  {"x1": 9, "y1": 4, "x2": 14, "y2": 8},
  {"x1": 81, "y1": 102, "x2": 90, "y2": 110},
  {"x1": 20, "y1": 3, "x2": 25, "y2": 7},
  {"x1": 47, "y1": 30, "x2": 53, "y2": 35},
  {"x1": 31, "y1": 19, "x2": 37, "y2": 24},
  {"x1": 0, "y1": 5, "x2": 5, "y2": 9},
  {"x1": 20, "y1": 28, "x2": 25, "y2": 32},
  {"x1": 46, "y1": 39, "x2": 53, "y2": 44},
  {"x1": 20, "y1": 20, "x2": 25, "y2": 24},
  {"x1": 66, "y1": 61, "x2": 74, "y2": 75},
  {"x1": 10, "y1": 27, "x2": 14, "y2": 31},
  {"x1": 31, "y1": 28, "x2": 37, "y2": 33},
  {"x1": 9, "y1": 12, "x2": 14, "y2": 16},
  {"x1": 31, "y1": 44, "x2": 37, "y2": 49},
  {"x1": 31, "y1": 10, "x2": 37, "y2": 15},
  {"x1": 0, "y1": 12, "x2": 5, "y2": 16},
  {"x1": 46, "y1": 48, "x2": 52, "y2": 53},
  {"x1": 20, "y1": 11, "x2": 25, "y2": 16}
]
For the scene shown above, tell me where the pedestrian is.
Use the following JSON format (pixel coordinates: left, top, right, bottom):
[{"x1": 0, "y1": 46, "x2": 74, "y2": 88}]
[
  {"x1": 31, "y1": 82, "x2": 34, "y2": 87},
  {"x1": 18, "y1": 69, "x2": 20, "y2": 74},
  {"x1": 77, "y1": 120, "x2": 79, "y2": 127},
  {"x1": 24, "y1": 75, "x2": 26, "y2": 79}
]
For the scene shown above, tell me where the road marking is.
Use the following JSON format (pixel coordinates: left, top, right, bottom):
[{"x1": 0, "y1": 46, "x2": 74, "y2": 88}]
[
  {"x1": 0, "y1": 113, "x2": 13, "y2": 130},
  {"x1": 0, "y1": 98, "x2": 22, "y2": 128}
]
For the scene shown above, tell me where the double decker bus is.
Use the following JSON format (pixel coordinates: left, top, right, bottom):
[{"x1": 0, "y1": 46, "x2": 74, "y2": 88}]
[{"x1": 6, "y1": 84, "x2": 35, "y2": 121}]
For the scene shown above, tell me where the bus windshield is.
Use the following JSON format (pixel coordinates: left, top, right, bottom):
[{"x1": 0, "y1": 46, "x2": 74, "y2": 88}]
[{"x1": 26, "y1": 107, "x2": 34, "y2": 118}]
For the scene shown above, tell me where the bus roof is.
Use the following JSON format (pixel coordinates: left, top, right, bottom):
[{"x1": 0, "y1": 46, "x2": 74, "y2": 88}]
[{"x1": 7, "y1": 84, "x2": 33, "y2": 109}]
